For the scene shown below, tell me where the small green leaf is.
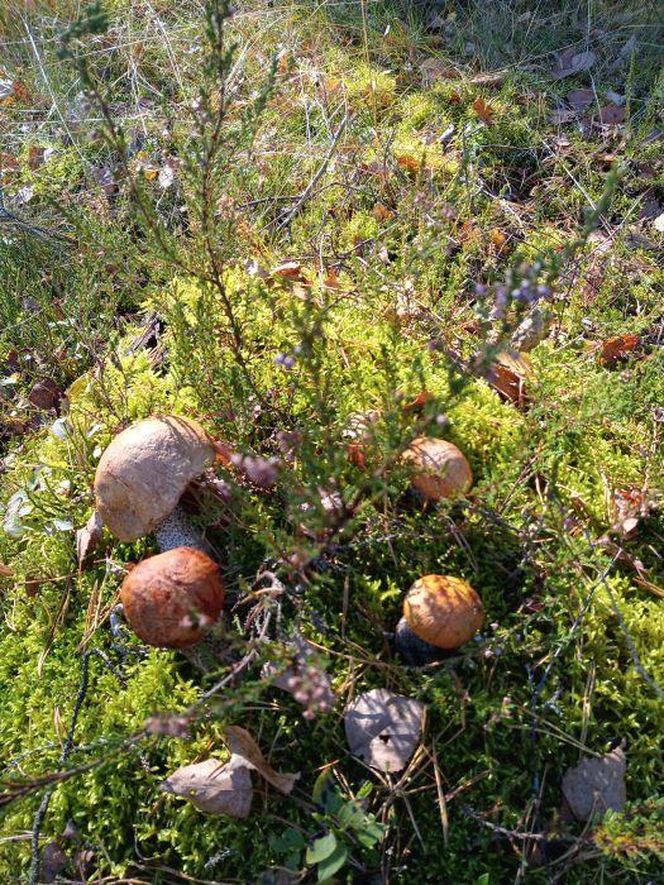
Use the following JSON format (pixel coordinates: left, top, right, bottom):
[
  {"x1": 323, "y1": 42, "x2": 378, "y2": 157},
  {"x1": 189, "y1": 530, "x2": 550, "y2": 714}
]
[
  {"x1": 476, "y1": 874, "x2": 490, "y2": 885},
  {"x1": 317, "y1": 841, "x2": 348, "y2": 882},
  {"x1": 306, "y1": 831, "x2": 337, "y2": 865},
  {"x1": 312, "y1": 770, "x2": 333, "y2": 805}
]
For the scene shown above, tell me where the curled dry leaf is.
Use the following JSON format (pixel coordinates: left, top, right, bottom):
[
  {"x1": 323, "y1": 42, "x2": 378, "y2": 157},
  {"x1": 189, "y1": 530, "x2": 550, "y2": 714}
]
[
  {"x1": 562, "y1": 747, "x2": 626, "y2": 822},
  {"x1": 611, "y1": 487, "x2": 658, "y2": 538},
  {"x1": 472, "y1": 97, "x2": 494, "y2": 123},
  {"x1": 75, "y1": 511, "x2": 104, "y2": 569},
  {"x1": 223, "y1": 725, "x2": 299, "y2": 794},
  {"x1": 271, "y1": 260, "x2": 304, "y2": 281},
  {"x1": 344, "y1": 688, "x2": 425, "y2": 773},
  {"x1": 161, "y1": 757, "x2": 253, "y2": 817},
  {"x1": 485, "y1": 350, "x2": 534, "y2": 408},
  {"x1": 598, "y1": 334, "x2": 639, "y2": 368},
  {"x1": 0, "y1": 561, "x2": 13, "y2": 578}
]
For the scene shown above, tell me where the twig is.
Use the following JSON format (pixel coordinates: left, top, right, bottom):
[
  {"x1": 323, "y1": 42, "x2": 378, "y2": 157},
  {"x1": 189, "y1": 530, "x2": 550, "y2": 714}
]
[{"x1": 273, "y1": 112, "x2": 350, "y2": 232}]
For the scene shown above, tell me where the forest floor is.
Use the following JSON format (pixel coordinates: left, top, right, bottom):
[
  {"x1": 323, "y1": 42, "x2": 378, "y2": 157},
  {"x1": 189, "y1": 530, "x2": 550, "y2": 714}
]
[{"x1": 1, "y1": 1, "x2": 663, "y2": 883}]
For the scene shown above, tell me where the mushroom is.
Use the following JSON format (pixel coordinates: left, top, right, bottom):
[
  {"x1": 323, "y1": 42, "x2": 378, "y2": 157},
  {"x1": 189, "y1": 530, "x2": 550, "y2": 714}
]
[
  {"x1": 94, "y1": 416, "x2": 216, "y2": 551},
  {"x1": 401, "y1": 436, "x2": 472, "y2": 502},
  {"x1": 395, "y1": 574, "x2": 484, "y2": 665},
  {"x1": 120, "y1": 546, "x2": 224, "y2": 648}
]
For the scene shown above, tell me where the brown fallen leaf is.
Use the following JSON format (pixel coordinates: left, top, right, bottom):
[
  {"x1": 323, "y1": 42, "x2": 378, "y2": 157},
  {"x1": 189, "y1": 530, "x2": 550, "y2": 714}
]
[
  {"x1": 0, "y1": 561, "x2": 13, "y2": 578},
  {"x1": 75, "y1": 511, "x2": 104, "y2": 570},
  {"x1": 271, "y1": 260, "x2": 304, "y2": 281},
  {"x1": 223, "y1": 725, "x2": 299, "y2": 794},
  {"x1": 485, "y1": 350, "x2": 534, "y2": 408},
  {"x1": 395, "y1": 153, "x2": 422, "y2": 175},
  {"x1": 567, "y1": 88, "x2": 595, "y2": 111},
  {"x1": 402, "y1": 390, "x2": 434, "y2": 414},
  {"x1": 553, "y1": 49, "x2": 596, "y2": 80},
  {"x1": 598, "y1": 334, "x2": 640, "y2": 368},
  {"x1": 161, "y1": 757, "x2": 253, "y2": 817},
  {"x1": 419, "y1": 58, "x2": 459, "y2": 85},
  {"x1": 472, "y1": 96, "x2": 494, "y2": 123},
  {"x1": 549, "y1": 108, "x2": 577, "y2": 125},
  {"x1": 594, "y1": 105, "x2": 625, "y2": 125},
  {"x1": 28, "y1": 380, "x2": 61, "y2": 411},
  {"x1": 344, "y1": 688, "x2": 425, "y2": 773},
  {"x1": 562, "y1": 747, "x2": 626, "y2": 822},
  {"x1": 372, "y1": 203, "x2": 394, "y2": 223}
]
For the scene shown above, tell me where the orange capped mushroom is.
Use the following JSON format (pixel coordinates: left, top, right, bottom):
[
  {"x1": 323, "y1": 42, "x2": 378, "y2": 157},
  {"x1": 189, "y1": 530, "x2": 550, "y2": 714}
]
[
  {"x1": 403, "y1": 575, "x2": 484, "y2": 650},
  {"x1": 120, "y1": 547, "x2": 224, "y2": 648},
  {"x1": 402, "y1": 436, "x2": 472, "y2": 502}
]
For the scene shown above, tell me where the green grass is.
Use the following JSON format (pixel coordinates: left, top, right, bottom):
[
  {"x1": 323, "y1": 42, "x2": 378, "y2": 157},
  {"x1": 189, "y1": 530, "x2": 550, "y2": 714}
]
[{"x1": 1, "y1": 1, "x2": 663, "y2": 882}]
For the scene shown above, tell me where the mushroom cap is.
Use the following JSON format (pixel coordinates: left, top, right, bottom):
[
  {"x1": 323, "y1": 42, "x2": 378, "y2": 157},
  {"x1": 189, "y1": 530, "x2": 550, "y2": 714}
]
[
  {"x1": 95, "y1": 416, "x2": 215, "y2": 542},
  {"x1": 120, "y1": 547, "x2": 224, "y2": 648},
  {"x1": 402, "y1": 436, "x2": 472, "y2": 502},
  {"x1": 403, "y1": 575, "x2": 484, "y2": 649}
]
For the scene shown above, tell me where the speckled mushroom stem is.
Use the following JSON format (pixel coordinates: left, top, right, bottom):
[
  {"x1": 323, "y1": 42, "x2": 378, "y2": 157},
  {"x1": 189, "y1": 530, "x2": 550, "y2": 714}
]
[
  {"x1": 393, "y1": 617, "x2": 446, "y2": 666},
  {"x1": 154, "y1": 504, "x2": 207, "y2": 553}
]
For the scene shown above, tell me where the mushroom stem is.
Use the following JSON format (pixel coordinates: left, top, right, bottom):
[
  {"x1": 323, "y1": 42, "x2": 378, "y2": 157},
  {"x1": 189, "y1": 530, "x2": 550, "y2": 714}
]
[
  {"x1": 154, "y1": 505, "x2": 207, "y2": 553},
  {"x1": 394, "y1": 617, "x2": 446, "y2": 666}
]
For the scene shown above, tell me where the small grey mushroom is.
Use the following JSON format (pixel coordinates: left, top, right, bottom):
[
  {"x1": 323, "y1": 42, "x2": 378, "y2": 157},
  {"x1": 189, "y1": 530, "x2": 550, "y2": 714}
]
[{"x1": 94, "y1": 415, "x2": 216, "y2": 551}]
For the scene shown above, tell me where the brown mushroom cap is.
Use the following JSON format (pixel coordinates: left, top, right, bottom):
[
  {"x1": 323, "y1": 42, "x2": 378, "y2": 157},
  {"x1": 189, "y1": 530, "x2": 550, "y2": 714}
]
[
  {"x1": 94, "y1": 416, "x2": 215, "y2": 542},
  {"x1": 403, "y1": 575, "x2": 484, "y2": 649},
  {"x1": 402, "y1": 436, "x2": 472, "y2": 502},
  {"x1": 120, "y1": 547, "x2": 224, "y2": 648}
]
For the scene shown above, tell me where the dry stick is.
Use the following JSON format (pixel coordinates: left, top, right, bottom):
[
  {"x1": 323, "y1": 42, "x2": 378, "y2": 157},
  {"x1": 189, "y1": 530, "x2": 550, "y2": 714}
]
[
  {"x1": 29, "y1": 652, "x2": 90, "y2": 885},
  {"x1": 273, "y1": 112, "x2": 350, "y2": 233}
]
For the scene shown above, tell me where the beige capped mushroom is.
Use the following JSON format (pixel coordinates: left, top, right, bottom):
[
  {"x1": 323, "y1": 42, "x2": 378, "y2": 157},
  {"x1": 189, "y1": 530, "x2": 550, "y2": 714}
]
[{"x1": 94, "y1": 416, "x2": 215, "y2": 547}]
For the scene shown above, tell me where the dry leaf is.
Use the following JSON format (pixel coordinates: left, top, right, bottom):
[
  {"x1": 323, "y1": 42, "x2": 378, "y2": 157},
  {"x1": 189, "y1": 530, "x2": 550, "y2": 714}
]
[
  {"x1": 344, "y1": 688, "x2": 425, "y2": 773},
  {"x1": 0, "y1": 561, "x2": 13, "y2": 578},
  {"x1": 549, "y1": 108, "x2": 577, "y2": 125},
  {"x1": 419, "y1": 58, "x2": 459, "y2": 85},
  {"x1": 486, "y1": 351, "x2": 533, "y2": 408},
  {"x1": 40, "y1": 841, "x2": 68, "y2": 883},
  {"x1": 75, "y1": 511, "x2": 104, "y2": 569},
  {"x1": 598, "y1": 334, "x2": 639, "y2": 368},
  {"x1": 472, "y1": 97, "x2": 494, "y2": 123},
  {"x1": 271, "y1": 260, "x2": 303, "y2": 281},
  {"x1": 595, "y1": 105, "x2": 625, "y2": 125},
  {"x1": 161, "y1": 757, "x2": 253, "y2": 817},
  {"x1": 489, "y1": 228, "x2": 507, "y2": 251},
  {"x1": 395, "y1": 153, "x2": 421, "y2": 175},
  {"x1": 562, "y1": 747, "x2": 626, "y2": 821},
  {"x1": 567, "y1": 88, "x2": 595, "y2": 111},
  {"x1": 223, "y1": 726, "x2": 299, "y2": 794},
  {"x1": 373, "y1": 203, "x2": 394, "y2": 222},
  {"x1": 553, "y1": 49, "x2": 596, "y2": 80},
  {"x1": 611, "y1": 487, "x2": 658, "y2": 538}
]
